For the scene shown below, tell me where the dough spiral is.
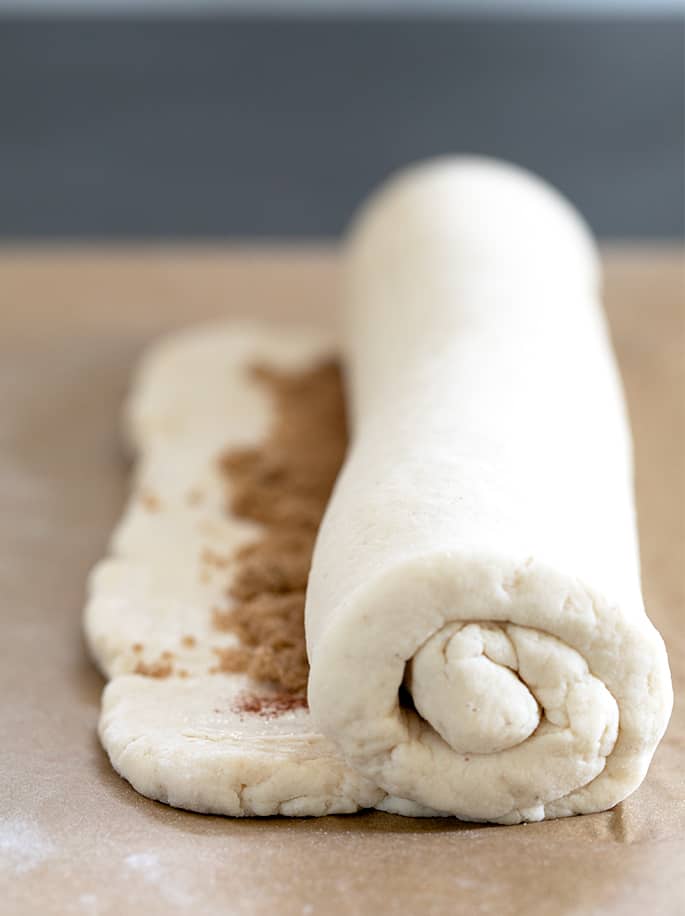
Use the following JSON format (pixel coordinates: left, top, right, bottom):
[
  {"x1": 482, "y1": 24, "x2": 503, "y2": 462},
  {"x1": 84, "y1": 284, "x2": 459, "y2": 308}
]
[{"x1": 305, "y1": 158, "x2": 672, "y2": 822}]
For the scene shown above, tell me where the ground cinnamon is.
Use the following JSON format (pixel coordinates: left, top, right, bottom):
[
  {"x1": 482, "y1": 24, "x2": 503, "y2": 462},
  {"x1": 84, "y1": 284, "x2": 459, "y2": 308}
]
[
  {"x1": 232, "y1": 691, "x2": 309, "y2": 717},
  {"x1": 215, "y1": 361, "x2": 347, "y2": 698},
  {"x1": 134, "y1": 658, "x2": 174, "y2": 679}
]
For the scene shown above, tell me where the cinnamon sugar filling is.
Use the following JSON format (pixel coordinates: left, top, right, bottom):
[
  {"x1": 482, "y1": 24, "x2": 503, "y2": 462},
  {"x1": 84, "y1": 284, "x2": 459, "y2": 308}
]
[{"x1": 215, "y1": 361, "x2": 347, "y2": 697}]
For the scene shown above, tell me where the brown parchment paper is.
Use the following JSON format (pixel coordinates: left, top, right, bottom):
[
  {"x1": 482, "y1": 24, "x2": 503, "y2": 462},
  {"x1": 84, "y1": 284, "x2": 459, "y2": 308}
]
[{"x1": 0, "y1": 245, "x2": 683, "y2": 916}]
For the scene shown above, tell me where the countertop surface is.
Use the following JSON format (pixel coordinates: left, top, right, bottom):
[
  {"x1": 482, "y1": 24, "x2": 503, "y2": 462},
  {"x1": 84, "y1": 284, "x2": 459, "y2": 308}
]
[{"x1": 1, "y1": 246, "x2": 683, "y2": 916}]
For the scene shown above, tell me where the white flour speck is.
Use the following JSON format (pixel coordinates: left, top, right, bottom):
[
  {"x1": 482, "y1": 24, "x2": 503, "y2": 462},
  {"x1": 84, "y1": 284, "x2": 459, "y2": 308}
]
[
  {"x1": 0, "y1": 817, "x2": 54, "y2": 873},
  {"x1": 125, "y1": 852, "x2": 163, "y2": 880},
  {"x1": 124, "y1": 851, "x2": 194, "y2": 907},
  {"x1": 78, "y1": 893, "x2": 99, "y2": 914}
]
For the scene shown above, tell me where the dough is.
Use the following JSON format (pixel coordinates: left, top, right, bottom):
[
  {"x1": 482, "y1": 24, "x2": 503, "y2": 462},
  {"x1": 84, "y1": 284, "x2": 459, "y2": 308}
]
[
  {"x1": 305, "y1": 157, "x2": 673, "y2": 823},
  {"x1": 86, "y1": 157, "x2": 672, "y2": 823},
  {"x1": 85, "y1": 322, "x2": 383, "y2": 816}
]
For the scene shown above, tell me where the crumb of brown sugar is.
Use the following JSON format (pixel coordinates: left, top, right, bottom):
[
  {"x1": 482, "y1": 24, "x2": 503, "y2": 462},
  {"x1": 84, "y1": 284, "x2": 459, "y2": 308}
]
[
  {"x1": 212, "y1": 607, "x2": 232, "y2": 631},
  {"x1": 132, "y1": 643, "x2": 144, "y2": 654},
  {"x1": 211, "y1": 645, "x2": 252, "y2": 673},
  {"x1": 134, "y1": 659, "x2": 173, "y2": 678},
  {"x1": 200, "y1": 547, "x2": 232, "y2": 569},
  {"x1": 232, "y1": 692, "x2": 308, "y2": 717},
  {"x1": 139, "y1": 490, "x2": 161, "y2": 512},
  {"x1": 180, "y1": 635, "x2": 197, "y2": 648}
]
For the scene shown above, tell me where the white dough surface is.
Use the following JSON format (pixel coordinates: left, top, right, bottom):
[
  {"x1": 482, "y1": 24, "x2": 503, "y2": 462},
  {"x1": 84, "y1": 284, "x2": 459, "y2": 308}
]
[
  {"x1": 305, "y1": 157, "x2": 672, "y2": 823},
  {"x1": 85, "y1": 157, "x2": 672, "y2": 823}
]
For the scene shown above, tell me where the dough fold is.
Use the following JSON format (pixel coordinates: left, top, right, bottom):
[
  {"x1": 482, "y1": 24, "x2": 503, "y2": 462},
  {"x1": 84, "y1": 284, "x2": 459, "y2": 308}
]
[{"x1": 305, "y1": 157, "x2": 672, "y2": 823}]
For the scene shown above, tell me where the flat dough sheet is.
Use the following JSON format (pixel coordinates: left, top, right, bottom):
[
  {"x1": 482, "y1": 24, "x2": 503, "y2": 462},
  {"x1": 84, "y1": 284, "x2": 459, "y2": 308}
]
[{"x1": 84, "y1": 321, "x2": 385, "y2": 816}]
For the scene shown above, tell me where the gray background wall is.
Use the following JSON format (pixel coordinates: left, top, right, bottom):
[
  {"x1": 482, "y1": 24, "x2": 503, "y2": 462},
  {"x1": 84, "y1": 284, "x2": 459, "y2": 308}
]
[{"x1": 0, "y1": 10, "x2": 682, "y2": 239}]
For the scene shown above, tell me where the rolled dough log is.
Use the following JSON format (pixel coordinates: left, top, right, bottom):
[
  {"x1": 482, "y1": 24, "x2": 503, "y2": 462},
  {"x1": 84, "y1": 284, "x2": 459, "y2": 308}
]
[{"x1": 306, "y1": 157, "x2": 673, "y2": 823}]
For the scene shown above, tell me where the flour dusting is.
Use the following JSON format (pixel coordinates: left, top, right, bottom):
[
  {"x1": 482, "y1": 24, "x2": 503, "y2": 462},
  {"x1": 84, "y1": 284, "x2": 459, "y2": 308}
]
[
  {"x1": 124, "y1": 851, "x2": 195, "y2": 907},
  {"x1": 0, "y1": 816, "x2": 54, "y2": 873}
]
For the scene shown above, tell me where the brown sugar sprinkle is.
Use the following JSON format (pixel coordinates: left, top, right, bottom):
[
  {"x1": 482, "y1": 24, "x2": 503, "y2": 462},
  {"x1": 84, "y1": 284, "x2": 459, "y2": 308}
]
[
  {"x1": 230, "y1": 532, "x2": 314, "y2": 602},
  {"x1": 213, "y1": 361, "x2": 347, "y2": 698},
  {"x1": 180, "y1": 635, "x2": 197, "y2": 648},
  {"x1": 139, "y1": 490, "x2": 161, "y2": 512},
  {"x1": 132, "y1": 643, "x2": 144, "y2": 654},
  {"x1": 160, "y1": 650, "x2": 174, "y2": 660},
  {"x1": 134, "y1": 659, "x2": 173, "y2": 679},
  {"x1": 232, "y1": 691, "x2": 309, "y2": 718},
  {"x1": 200, "y1": 546, "x2": 232, "y2": 570},
  {"x1": 213, "y1": 593, "x2": 309, "y2": 693},
  {"x1": 210, "y1": 645, "x2": 252, "y2": 675},
  {"x1": 212, "y1": 608, "x2": 234, "y2": 632}
]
